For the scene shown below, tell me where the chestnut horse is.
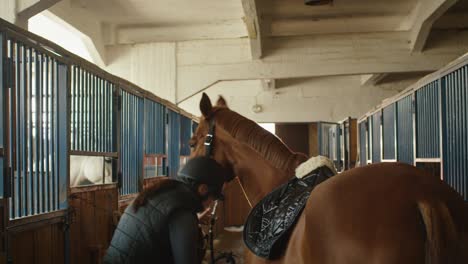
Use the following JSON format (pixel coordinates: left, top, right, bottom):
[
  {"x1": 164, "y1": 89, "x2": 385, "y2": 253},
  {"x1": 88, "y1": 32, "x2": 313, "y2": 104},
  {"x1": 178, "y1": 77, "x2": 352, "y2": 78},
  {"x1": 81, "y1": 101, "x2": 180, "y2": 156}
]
[{"x1": 189, "y1": 93, "x2": 468, "y2": 264}]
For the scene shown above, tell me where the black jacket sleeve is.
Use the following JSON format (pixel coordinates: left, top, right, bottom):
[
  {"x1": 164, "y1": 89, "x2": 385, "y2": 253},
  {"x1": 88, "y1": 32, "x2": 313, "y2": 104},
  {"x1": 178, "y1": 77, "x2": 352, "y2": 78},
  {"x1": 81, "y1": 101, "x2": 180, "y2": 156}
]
[{"x1": 168, "y1": 210, "x2": 201, "y2": 264}]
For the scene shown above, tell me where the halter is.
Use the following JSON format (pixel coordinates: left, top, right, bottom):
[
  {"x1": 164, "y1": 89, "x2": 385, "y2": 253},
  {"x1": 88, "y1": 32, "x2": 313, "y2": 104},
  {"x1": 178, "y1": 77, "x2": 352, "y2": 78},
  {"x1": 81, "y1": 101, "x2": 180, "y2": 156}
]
[{"x1": 204, "y1": 118, "x2": 216, "y2": 157}]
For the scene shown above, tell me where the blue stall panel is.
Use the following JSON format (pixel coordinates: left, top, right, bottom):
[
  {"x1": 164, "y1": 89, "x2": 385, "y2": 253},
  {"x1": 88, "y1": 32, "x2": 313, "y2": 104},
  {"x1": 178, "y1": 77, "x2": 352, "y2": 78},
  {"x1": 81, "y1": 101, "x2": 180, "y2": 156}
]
[
  {"x1": 57, "y1": 63, "x2": 69, "y2": 210},
  {"x1": 192, "y1": 121, "x2": 199, "y2": 134},
  {"x1": 143, "y1": 99, "x2": 166, "y2": 178},
  {"x1": 415, "y1": 81, "x2": 440, "y2": 159},
  {"x1": 382, "y1": 104, "x2": 396, "y2": 160},
  {"x1": 359, "y1": 121, "x2": 367, "y2": 166},
  {"x1": 371, "y1": 111, "x2": 381, "y2": 163},
  {"x1": 367, "y1": 117, "x2": 372, "y2": 162},
  {"x1": 0, "y1": 158, "x2": 3, "y2": 198},
  {"x1": 341, "y1": 123, "x2": 347, "y2": 170},
  {"x1": 335, "y1": 125, "x2": 341, "y2": 171},
  {"x1": 442, "y1": 65, "x2": 468, "y2": 200},
  {"x1": 5, "y1": 39, "x2": 68, "y2": 219},
  {"x1": 327, "y1": 125, "x2": 341, "y2": 171},
  {"x1": 120, "y1": 90, "x2": 144, "y2": 195},
  {"x1": 168, "y1": 110, "x2": 181, "y2": 178},
  {"x1": 180, "y1": 116, "x2": 192, "y2": 156},
  {"x1": 396, "y1": 95, "x2": 414, "y2": 165},
  {"x1": 0, "y1": 32, "x2": 3, "y2": 149},
  {"x1": 318, "y1": 122, "x2": 335, "y2": 157},
  {"x1": 70, "y1": 67, "x2": 115, "y2": 153},
  {"x1": 0, "y1": 32, "x2": 4, "y2": 198},
  {"x1": 144, "y1": 99, "x2": 166, "y2": 154}
]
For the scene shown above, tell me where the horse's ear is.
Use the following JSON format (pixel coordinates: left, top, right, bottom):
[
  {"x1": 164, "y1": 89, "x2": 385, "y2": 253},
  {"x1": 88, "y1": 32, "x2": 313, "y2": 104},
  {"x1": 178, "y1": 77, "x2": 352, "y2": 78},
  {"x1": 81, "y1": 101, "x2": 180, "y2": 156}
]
[
  {"x1": 200, "y1": 93, "x2": 213, "y2": 117},
  {"x1": 216, "y1": 96, "x2": 228, "y2": 108}
]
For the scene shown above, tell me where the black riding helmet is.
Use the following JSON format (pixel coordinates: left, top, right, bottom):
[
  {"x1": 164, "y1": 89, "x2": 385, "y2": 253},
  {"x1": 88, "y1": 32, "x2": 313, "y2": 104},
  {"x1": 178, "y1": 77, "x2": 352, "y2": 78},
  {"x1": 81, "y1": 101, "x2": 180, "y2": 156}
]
[{"x1": 176, "y1": 156, "x2": 227, "y2": 200}]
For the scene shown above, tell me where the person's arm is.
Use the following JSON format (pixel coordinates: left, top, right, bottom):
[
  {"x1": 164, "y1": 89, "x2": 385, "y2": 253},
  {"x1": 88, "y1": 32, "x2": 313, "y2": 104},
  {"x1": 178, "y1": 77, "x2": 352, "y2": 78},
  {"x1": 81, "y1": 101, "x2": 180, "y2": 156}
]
[
  {"x1": 169, "y1": 210, "x2": 201, "y2": 264},
  {"x1": 197, "y1": 206, "x2": 212, "y2": 225}
]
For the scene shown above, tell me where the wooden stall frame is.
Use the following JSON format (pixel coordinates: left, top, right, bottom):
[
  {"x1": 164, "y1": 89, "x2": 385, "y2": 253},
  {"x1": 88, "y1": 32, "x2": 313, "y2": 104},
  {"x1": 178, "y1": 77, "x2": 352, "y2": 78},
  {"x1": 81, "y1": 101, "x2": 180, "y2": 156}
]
[{"x1": 0, "y1": 17, "x2": 203, "y2": 263}]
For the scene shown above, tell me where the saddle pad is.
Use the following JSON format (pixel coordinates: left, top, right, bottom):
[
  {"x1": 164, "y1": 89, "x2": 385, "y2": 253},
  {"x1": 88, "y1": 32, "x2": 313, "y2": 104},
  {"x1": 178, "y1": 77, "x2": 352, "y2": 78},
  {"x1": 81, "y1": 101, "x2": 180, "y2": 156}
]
[{"x1": 243, "y1": 166, "x2": 335, "y2": 259}]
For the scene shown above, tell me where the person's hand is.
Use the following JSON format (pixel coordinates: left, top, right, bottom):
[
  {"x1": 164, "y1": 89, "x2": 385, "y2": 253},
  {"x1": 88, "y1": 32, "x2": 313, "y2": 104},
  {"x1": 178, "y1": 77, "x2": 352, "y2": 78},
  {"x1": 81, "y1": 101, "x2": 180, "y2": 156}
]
[{"x1": 197, "y1": 207, "x2": 212, "y2": 225}]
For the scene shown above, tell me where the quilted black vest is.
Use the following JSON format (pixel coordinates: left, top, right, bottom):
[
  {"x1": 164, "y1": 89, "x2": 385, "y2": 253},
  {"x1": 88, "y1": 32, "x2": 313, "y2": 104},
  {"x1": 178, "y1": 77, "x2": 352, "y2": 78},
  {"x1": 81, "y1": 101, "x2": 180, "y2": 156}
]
[{"x1": 104, "y1": 182, "x2": 203, "y2": 264}]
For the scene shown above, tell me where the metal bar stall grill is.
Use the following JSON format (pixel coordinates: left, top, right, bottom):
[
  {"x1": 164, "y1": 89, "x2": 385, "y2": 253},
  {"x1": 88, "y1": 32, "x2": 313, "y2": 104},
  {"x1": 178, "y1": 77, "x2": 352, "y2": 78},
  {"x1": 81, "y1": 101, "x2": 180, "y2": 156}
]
[
  {"x1": 367, "y1": 116, "x2": 372, "y2": 163},
  {"x1": 144, "y1": 98, "x2": 166, "y2": 178},
  {"x1": 0, "y1": 32, "x2": 4, "y2": 198},
  {"x1": 396, "y1": 95, "x2": 414, "y2": 165},
  {"x1": 327, "y1": 125, "x2": 341, "y2": 171},
  {"x1": 335, "y1": 125, "x2": 341, "y2": 171},
  {"x1": 340, "y1": 122, "x2": 347, "y2": 171},
  {"x1": 415, "y1": 80, "x2": 440, "y2": 159},
  {"x1": 442, "y1": 65, "x2": 468, "y2": 200},
  {"x1": 69, "y1": 65, "x2": 116, "y2": 186},
  {"x1": 318, "y1": 122, "x2": 336, "y2": 157},
  {"x1": 180, "y1": 115, "x2": 192, "y2": 161},
  {"x1": 382, "y1": 104, "x2": 396, "y2": 160},
  {"x1": 359, "y1": 121, "x2": 367, "y2": 166},
  {"x1": 168, "y1": 110, "x2": 181, "y2": 178},
  {"x1": 4, "y1": 35, "x2": 68, "y2": 219},
  {"x1": 120, "y1": 89, "x2": 144, "y2": 195},
  {"x1": 371, "y1": 111, "x2": 381, "y2": 163}
]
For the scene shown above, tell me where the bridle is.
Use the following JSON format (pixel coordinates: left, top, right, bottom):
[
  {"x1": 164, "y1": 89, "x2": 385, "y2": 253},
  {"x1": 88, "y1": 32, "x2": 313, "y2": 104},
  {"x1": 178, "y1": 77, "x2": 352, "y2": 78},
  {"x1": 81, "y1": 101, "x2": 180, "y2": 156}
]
[
  {"x1": 204, "y1": 118, "x2": 216, "y2": 158},
  {"x1": 203, "y1": 117, "x2": 240, "y2": 264},
  {"x1": 203, "y1": 117, "x2": 253, "y2": 209}
]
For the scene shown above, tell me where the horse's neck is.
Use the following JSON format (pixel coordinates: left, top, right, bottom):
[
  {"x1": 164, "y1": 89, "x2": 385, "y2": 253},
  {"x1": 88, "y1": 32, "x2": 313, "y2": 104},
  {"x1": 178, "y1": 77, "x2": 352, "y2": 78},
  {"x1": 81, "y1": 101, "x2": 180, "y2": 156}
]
[{"x1": 228, "y1": 141, "x2": 290, "y2": 206}]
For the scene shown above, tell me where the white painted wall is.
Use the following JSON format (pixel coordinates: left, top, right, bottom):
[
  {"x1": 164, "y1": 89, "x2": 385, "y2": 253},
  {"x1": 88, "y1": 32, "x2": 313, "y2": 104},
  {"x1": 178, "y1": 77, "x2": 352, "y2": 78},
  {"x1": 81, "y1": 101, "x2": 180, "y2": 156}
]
[
  {"x1": 29, "y1": 13, "x2": 94, "y2": 63},
  {"x1": 0, "y1": 0, "x2": 17, "y2": 24},
  {"x1": 49, "y1": 0, "x2": 107, "y2": 66},
  {"x1": 178, "y1": 76, "x2": 408, "y2": 123},
  {"x1": 106, "y1": 42, "x2": 177, "y2": 102},
  {"x1": 176, "y1": 31, "x2": 468, "y2": 102}
]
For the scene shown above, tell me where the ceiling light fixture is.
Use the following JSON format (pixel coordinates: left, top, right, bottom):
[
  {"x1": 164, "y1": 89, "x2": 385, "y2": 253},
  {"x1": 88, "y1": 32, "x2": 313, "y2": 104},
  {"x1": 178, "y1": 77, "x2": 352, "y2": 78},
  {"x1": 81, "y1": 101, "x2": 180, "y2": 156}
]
[{"x1": 252, "y1": 104, "x2": 263, "y2": 113}]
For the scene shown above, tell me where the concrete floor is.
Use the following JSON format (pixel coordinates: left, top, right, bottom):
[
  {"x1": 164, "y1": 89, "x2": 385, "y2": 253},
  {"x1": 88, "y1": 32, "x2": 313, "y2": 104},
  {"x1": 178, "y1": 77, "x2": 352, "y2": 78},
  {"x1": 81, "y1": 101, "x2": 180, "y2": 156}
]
[{"x1": 203, "y1": 229, "x2": 246, "y2": 264}]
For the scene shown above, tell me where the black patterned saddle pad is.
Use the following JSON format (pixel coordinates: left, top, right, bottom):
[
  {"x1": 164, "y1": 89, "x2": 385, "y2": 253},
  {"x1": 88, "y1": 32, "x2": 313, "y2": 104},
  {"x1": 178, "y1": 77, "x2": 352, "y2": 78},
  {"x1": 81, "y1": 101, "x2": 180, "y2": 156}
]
[{"x1": 243, "y1": 166, "x2": 335, "y2": 259}]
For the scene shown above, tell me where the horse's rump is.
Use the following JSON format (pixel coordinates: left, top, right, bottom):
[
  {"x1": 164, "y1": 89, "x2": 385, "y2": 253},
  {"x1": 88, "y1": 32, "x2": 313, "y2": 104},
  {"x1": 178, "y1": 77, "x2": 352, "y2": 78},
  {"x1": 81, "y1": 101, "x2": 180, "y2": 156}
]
[{"x1": 292, "y1": 162, "x2": 468, "y2": 264}]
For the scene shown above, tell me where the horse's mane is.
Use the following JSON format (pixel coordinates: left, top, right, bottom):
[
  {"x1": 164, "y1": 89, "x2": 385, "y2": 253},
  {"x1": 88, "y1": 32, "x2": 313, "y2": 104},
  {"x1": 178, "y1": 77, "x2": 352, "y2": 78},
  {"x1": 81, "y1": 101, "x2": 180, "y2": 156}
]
[
  {"x1": 133, "y1": 177, "x2": 179, "y2": 212},
  {"x1": 213, "y1": 108, "x2": 308, "y2": 175}
]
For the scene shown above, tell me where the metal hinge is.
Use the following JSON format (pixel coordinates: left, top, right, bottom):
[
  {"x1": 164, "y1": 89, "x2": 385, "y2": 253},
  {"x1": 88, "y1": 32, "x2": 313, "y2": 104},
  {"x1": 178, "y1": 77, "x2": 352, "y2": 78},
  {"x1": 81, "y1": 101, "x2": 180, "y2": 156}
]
[
  {"x1": 4, "y1": 167, "x2": 11, "y2": 198},
  {"x1": 63, "y1": 207, "x2": 75, "y2": 231},
  {"x1": 117, "y1": 172, "x2": 122, "y2": 188}
]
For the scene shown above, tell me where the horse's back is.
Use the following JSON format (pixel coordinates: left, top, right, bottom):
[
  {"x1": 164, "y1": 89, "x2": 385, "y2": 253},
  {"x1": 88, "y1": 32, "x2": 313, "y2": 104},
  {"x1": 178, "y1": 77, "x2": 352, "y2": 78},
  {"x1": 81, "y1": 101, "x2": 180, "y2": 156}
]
[{"x1": 281, "y1": 162, "x2": 467, "y2": 264}]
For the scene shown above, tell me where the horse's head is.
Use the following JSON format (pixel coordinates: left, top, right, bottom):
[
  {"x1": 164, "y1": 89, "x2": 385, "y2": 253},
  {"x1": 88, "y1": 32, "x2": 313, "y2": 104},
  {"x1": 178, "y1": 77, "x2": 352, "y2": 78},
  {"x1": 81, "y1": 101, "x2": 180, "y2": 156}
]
[
  {"x1": 189, "y1": 93, "x2": 236, "y2": 182},
  {"x1": 190, "y1": 93, "x2": 307, "y2": 183}
]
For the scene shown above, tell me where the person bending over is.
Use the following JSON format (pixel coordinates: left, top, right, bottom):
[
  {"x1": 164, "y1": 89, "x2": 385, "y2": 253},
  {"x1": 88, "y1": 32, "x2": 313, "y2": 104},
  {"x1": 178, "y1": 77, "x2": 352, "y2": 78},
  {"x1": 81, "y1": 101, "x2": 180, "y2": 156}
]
[{"x1": 104, "y1": 156, "x2": 229, "y2": 264}]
